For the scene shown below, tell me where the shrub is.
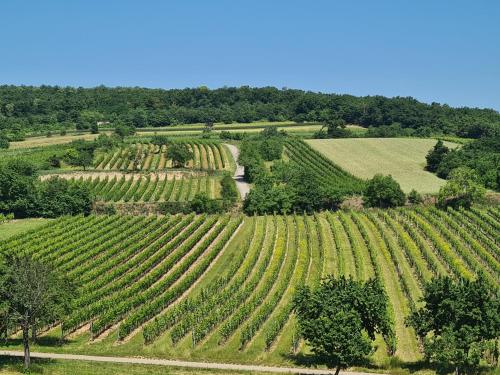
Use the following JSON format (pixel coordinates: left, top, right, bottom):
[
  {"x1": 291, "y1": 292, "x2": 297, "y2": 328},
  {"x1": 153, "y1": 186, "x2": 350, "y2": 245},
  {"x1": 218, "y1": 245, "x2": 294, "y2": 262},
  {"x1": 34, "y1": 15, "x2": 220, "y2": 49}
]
[
  {"x1": 363, "y1": 174, "x2": 405, "y2": 208},
  {"x1": 407, "y1": 189, "x2": 423, "y2": 204}
]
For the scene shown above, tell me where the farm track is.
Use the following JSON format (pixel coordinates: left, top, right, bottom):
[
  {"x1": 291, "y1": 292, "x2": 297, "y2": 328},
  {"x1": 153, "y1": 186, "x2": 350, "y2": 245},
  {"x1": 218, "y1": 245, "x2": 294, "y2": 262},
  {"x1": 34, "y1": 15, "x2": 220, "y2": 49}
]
[{"x1": 1, "y1": 206, "x2": 498, "y2": 366}]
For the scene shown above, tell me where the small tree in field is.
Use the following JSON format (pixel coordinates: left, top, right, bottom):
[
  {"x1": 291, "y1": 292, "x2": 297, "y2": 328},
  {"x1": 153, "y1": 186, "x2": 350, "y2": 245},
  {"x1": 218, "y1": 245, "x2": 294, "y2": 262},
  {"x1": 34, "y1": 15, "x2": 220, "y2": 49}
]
[
  {"x1": 167, "y1": 143, "x2": 194, "y2": 168},
  {"x1": 0, "y1": 255, "x2": 76, "y2": 369},
  {"x1": 294, "y1": 276, "x2": 394, "y2": 375},
  {"x1": 363, "y1": 174, "x2": 405, "y2": 208},
  {"x1": 407, "y1": 276, "x2": 500, "y2": 375}
]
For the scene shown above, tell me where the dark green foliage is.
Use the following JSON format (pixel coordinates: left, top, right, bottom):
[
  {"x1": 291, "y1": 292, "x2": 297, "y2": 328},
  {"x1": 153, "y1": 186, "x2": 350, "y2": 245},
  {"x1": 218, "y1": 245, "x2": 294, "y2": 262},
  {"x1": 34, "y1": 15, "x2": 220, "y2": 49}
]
[
  {"x1": 64, "y1": 140, "x2": 96, "y2": 170},
  {"x1": 363, "y1": 174, "x2": 406, "y2": 208},
  {"x1": 47, "y1": 155, "x2": 61, "y2": 168},
  {"x1": 437, "y1": 167, "x2": 485, "y2": 209},
  {"x1": 0, "y1": 160, "x2": 38, "y2": 217},
  {"x1": 366, "y1": 123, "x2": 416, "y2": 138},
  {"x1": 1, "y1": 86, "x2": 498, "y2": 137},
  {"x1": 407, "y1": 276, "x2": 500, "y2": 375},
  {"x1": 114, "y1": 123, "x2": 136, "y2": 139},
  {"x1": 294, "y1": 276, "x2": 394, "y2": 373},
  {"x1": 166, "y1": 143, "x2": 194, "y2": 168},
  {"x1": 426, "y1": 140, "x2": 449, "y2": 172},
  {"x1": 94, "y1": 133, "x2": 121, "y2": 151},
  {"x1": 436, "y1": 136, "x2": 499, "y2": 191},
  {"x1": 150, "y1": 134, "x2": 170, "y2": 146},
  {"x1": 407, "y1": 189, "x2": 423, "y2": 204},
  {"x1": 0, "y1": 136, "x2": 9, "y2": 149},
  {"x1": 190, "y1": 193, "x2": 223, "y2": 214},
  {"x1": 36, "y1": 177, "x2": 93, "y2": 218},
  {"x1": 158, "y1": 201, "x2": 192, "y2": 214},
  {"x1": 0, "y1": 160, "x2": 93, "y2": 218}
]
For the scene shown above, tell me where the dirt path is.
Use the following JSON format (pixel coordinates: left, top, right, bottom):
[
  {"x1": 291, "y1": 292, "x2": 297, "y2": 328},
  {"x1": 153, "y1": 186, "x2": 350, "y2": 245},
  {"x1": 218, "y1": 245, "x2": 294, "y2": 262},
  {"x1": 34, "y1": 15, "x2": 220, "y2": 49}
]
[
  {"x1": 224, "y1": 143, "x2": 250, "y2": 199},
  {"x1": 0, "y1": 351, "x2": 379, "y2": 375}
]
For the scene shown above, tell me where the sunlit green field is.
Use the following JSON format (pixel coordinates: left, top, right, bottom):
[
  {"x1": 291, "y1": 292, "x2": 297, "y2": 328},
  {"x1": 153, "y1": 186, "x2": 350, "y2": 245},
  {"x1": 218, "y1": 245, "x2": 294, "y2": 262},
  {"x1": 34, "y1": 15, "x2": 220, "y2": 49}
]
[
  {"x1": 0, "y1": 219, "x2": 51, "y2": 241},
  {"x1": 306, "y1": 138, "x2": 459, "y2": 193}
]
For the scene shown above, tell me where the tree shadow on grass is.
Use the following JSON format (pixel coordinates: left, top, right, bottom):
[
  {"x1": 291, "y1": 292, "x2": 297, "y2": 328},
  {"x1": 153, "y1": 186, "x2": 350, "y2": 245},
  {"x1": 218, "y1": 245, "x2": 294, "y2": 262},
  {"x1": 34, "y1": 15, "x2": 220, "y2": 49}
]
[
  {"x1": 1, "y1": 336, "x2": 70, "y2": 348},
  {"x1": 281, "y1": 351, "x2": 440, "y2": 374}
]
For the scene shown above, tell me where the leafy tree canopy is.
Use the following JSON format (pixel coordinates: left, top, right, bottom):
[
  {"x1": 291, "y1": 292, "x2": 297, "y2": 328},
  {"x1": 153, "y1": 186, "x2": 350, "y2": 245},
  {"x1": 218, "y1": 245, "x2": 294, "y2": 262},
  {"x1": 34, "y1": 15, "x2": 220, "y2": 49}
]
[
  {"x1": 407, "y1": 276, "x2": 500, "y2": 375},
  {"x1": 363, "y1": 174, "x2": 406, "y2": 208}
]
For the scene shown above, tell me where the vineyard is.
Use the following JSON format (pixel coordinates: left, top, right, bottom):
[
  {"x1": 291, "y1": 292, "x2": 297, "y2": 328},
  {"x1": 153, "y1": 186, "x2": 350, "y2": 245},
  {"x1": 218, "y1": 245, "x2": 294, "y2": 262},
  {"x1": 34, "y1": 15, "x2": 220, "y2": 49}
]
[
  {"x1": 59, "y1": 173, "x2": 222, "y2": 202},
  {"x1": 284, "y1": 138, "x2": 366, "y2": 194},
  {"x1": 1, "y1": 206, "x2": 498, "y2": 366},
  {"x1": 93, "y1": 141, "x2": 231, "y2": 172}
]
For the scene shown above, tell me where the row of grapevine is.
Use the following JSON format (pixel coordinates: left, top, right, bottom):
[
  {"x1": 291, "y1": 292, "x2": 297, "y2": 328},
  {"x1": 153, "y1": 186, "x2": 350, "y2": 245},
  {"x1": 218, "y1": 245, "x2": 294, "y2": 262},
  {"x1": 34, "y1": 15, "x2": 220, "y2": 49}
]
[
  {"x1": 94, "y1": 141, "x2": 230, "y2": 172},
  {"x1": 284, "y1": 138, "x2": 365, "y2": 194},
  {"x1": 2, "y1": 206, "x2": 498, "y2": 364},
  {"x1": 64, "y1": 173, "x2": 221, "y2": 202}
]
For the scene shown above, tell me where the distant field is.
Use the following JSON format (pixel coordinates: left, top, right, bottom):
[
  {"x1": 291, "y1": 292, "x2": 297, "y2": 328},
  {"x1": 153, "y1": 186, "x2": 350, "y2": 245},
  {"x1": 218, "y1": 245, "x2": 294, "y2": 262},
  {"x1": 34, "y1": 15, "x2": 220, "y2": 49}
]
[
  {"x1": 0, "y1": 218, "x2": 51, "y2": 241},
  {"x1": 10, "y1": 133, "x2": 105, "y2": 149},
  {"x1": 307, "y1": 138, "x2": 459, "y2": 193}
]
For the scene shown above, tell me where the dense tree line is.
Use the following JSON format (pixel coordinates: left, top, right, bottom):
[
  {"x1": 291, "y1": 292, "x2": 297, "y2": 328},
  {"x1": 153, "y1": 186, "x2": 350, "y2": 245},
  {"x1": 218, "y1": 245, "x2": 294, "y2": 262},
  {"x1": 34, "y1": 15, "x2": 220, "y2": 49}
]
[
  {"x1": 0, "y1": 159, "x2": 93, "y2": 218},
  {"x1": 0, "y1": 85, "x2": 499, "y2": 138},
  {"x1": 426, "y1": 137, "x2": 499, "y2": 191}
]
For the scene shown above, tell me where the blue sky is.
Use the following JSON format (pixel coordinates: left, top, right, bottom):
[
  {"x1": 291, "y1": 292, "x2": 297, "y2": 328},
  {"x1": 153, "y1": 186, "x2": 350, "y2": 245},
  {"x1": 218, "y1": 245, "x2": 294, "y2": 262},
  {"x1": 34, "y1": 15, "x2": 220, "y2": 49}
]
[{"x1": 1, "y1": 0, "x2": 499, "y2": 110}]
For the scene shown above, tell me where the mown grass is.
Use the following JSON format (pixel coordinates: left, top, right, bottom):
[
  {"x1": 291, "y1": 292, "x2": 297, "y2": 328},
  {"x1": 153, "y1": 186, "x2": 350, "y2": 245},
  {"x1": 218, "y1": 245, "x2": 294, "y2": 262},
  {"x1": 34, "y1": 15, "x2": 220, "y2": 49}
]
[
  {"x1": 306, "y1": 138, "x2": 459, "y2": 193},
  {"x1": 0, "y1": 219, "x2": 51, "y2": 241}
]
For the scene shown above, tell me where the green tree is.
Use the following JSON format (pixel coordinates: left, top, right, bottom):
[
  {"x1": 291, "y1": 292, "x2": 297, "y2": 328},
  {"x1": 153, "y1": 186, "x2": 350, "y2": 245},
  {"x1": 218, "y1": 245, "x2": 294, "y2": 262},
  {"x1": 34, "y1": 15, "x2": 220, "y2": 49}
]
[
  {"x1": 407, "y1": 189, "x2": 423, "y2": 204},
  {"x1": 220, "y1": 174, "x2": 239, "y2": 205},
  {"x1": 438, "y1": 167, "x2": 485, "y2": 209},
  {"x1": 0, "y1": 255, "x2": 76, "y2": 369},
  {"x1": 114, "y1": 123, "x2": 136, "y2": 139},
  {"x1": 407, "y1": 276, "x2": 500, "y2": 375},
  {"x1": 426, "y1": 140, "x2": 449, "y2": 172},
  {"x1": 0, "y1": 135, "x2": 9, "y2": 149},
  {"x1": 294, "y1": 276, "x2": 394, "y2": 375},
  {"x1": 166, "y1": 143, "x2": 194, "y2": 168},
  {"x1": 65, "y1": 141, "x2": 95, "y2": 171},
  {"x1": 363, "y1": 174, "x2": 405, "y2": 208}
]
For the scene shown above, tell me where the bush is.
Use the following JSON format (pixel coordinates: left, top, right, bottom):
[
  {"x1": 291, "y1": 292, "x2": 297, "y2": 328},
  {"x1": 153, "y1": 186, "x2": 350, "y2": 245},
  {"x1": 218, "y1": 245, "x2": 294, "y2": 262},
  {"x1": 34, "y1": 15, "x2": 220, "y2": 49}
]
[
  {"x1": 158, "y1": 201, "x2": 192, "y2": 214},
  {"x1": 407, "y1": 189, "x2": 423, "y2": 204},
  {"x1": 190, "y1": 193, "x2": 223, "y2": 214},
  {"x1": 166, "y1": 143, "x2": 194, "y2": 168},
  {"x1": 220, "y1": 175, "x2": 238, "y2": 204},
  {"x1": 151, "y1": 135, "x2": 170, "y2": 146},
  {"x1": 0, "y1": 136, "x2": 9, "y2": 149},
  {"x1": 363, "y1": 174, "x2": 405, "y2": 208},
  {"x1": 426, "y1": 140, "x2": 449, "y2": 172}
]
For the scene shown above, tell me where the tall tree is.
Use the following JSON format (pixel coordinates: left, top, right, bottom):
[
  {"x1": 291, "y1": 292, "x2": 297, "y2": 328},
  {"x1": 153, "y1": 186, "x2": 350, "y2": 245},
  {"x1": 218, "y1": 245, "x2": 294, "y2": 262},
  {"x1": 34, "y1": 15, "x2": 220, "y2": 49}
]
[
  {"x1": 294, "y1": 276, "x2": 394, "y2": 375},
  {"x1": 407, "y1": 276, "x2": 500, "y2": 375},
  {"x1": 0, "y1": 255, "x2": 76, "y2": 369},
  {"x1": 426, "y1": 140, "x2": 449, "y2": 172},
  {"x1": 166, "y1": 143, "x2": 194, "y2": 168}
]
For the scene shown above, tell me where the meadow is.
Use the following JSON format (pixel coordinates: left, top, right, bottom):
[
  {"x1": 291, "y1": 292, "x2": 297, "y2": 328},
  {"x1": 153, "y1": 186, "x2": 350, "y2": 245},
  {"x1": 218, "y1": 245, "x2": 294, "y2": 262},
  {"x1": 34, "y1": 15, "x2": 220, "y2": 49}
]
[
  {"x1": 1, "y1": 206, "x2": 498, "y2": 371},
  {"x1": 306, "y1": 138, "x2": 459, "y2": 193}
]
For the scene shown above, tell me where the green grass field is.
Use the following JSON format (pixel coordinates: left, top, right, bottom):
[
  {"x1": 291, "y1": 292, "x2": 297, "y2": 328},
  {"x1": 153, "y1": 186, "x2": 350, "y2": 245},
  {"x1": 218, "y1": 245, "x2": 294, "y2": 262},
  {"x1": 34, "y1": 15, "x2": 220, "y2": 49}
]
[
  {"x1": 306, "y1": 138, "x2": 459, "y2": 193},
  {"x1": 0, "y1": 219, "x2": 51, "y2": 241}
]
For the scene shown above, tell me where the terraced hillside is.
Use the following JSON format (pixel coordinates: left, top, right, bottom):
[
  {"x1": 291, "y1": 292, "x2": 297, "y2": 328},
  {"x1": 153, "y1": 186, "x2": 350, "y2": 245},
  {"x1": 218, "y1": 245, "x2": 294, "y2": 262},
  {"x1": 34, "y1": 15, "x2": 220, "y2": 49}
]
[
  {"x1": 1, "y1": 206, "x2": 498, "y2": 367},
  {"x1": 93, "y1": 141, "x2": 231, "y2": 172},
  {"x1": 60, "y1": 173, "x2": 222, "y2": 202}
]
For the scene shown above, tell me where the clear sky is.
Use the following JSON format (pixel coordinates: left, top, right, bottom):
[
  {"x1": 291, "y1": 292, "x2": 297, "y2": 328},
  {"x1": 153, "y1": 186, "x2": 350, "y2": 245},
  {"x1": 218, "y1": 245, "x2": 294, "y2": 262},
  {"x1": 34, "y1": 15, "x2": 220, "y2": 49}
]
[{"x1": 1, "y1": 0, "x2": 499, "y2": 110}]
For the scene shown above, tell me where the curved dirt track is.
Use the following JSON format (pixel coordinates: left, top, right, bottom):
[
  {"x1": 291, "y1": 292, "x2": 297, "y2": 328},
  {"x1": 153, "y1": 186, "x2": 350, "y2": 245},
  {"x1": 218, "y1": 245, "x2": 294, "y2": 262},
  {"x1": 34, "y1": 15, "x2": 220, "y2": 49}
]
[{"x1": 0, "y1": 351, "x2": 380, "y2": 375}]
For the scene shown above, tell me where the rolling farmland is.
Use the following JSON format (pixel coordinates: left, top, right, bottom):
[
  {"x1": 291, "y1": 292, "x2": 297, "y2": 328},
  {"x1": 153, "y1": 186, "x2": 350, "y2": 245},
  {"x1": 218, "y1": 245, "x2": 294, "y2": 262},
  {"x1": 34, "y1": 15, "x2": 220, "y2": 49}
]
[
  {"x1": 306, "y1": 138, "x2": 460, "y2": 193},
  {"x1": 1, "y1": 206, "x2": 498, "y2": 367},
  {"x1": 59, "y1": 173, "x2": 222, "y2": 202},
  {"x1": 94, "y1": 141, "x2": 231, "y2": 172}
]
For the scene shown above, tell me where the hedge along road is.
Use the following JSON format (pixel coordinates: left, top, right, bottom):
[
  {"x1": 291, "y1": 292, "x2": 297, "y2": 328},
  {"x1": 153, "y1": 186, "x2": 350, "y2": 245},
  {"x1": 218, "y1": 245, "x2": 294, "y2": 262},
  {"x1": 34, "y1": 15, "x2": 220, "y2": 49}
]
[
  {"x1": 224, "y1": 143, "x2": 250, "y2": 199},
  {"x1": 0, "y1": 351, "x2": 381, "y2": 375}
]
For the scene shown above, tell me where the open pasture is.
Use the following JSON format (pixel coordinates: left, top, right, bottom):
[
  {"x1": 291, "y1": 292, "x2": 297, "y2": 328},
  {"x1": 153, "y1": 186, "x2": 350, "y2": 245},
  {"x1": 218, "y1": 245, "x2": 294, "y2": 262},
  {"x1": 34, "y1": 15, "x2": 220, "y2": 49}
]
[
  {"x1": 1, "y1": 206, "x2": 498, "y2": 368},
  {"x1": 306, "y1": 138, "x2": 459, "y2": 193}
]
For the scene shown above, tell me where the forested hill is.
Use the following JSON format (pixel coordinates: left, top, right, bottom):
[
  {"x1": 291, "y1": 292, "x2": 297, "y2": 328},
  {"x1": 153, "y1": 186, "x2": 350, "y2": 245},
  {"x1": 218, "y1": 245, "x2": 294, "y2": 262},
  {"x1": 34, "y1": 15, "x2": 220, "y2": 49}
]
[{"x1": 0, "y1": 85, "x2": 499, "y2": 137}]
